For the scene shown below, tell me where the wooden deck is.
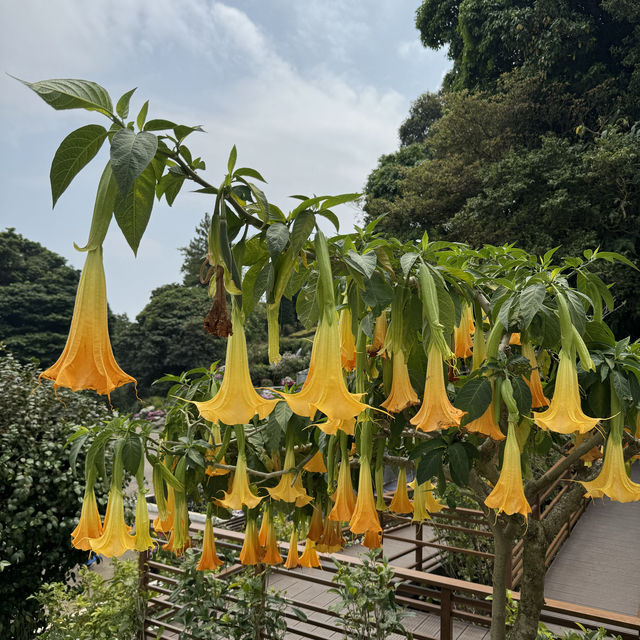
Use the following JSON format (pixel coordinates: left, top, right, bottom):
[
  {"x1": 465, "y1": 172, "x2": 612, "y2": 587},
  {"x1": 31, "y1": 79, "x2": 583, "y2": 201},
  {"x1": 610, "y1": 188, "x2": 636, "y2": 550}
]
[{"x1": 544, "y1": 463, "x2": 640, "y2": 617}]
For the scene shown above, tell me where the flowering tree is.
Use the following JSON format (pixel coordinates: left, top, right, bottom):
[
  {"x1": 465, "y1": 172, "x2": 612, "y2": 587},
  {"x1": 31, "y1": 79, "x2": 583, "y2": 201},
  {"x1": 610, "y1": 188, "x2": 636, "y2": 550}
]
[{"x1": 16, "y1": 78, "x2": 640, "y2": 640}]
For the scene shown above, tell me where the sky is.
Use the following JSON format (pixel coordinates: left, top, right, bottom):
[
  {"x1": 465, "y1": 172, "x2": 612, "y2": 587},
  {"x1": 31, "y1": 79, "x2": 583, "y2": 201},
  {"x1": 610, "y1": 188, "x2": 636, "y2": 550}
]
[{"x1": 0, "y1": 0, "x2": 450, "y2": 318}]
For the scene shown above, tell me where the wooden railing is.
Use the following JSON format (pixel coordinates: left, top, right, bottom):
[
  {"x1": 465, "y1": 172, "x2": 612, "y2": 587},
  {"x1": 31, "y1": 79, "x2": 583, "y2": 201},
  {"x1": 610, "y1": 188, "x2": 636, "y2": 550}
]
[{"x1": 140, "y1": 520, "x2": 640, "y2": 640}]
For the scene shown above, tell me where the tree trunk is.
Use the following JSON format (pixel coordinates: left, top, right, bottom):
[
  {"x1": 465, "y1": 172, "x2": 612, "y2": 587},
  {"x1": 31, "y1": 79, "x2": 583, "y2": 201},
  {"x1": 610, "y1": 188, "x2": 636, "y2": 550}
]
[
  {"x1": 490, "y1": 525, "x2": 512, "y2": 640},
  {"x1": 509, "y1": 520, "x2": 546, "y2": 640}
]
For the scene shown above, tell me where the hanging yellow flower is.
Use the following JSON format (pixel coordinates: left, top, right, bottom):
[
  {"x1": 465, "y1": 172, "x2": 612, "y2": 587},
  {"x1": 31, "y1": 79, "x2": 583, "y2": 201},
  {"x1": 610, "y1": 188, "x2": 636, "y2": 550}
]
[
  {"x1": 411, "y1": 341, "x2": 464, "y2": 432},
  {"x1": 362, "y1": 529, "x2": 382, "y2": 549},
  {"x1": 317, "y1": 519, "x2": 345, "y2": 553},
  {"x1": 71, "y1": 485, "x2": 103, "y2": 551},
  {"x1": 367, "y1": 312, "x2": 388, "y2": 357},
  {"x1": 40, "y1": 247, "x2": 135, "y2": 397},
  {"x1": 522, "y1": 342, "x2": 549, "y2": 409},
  {"x1": 409, "y1": 479, "x2": 444, "y2": 523},
  {"x1": 534, "y1": 349, "x2": 599, "y2": 434},
  {"x1": 218, "y1": 450, "x2": 262, "y2": 511},
  {"x1": 303, "y1": 450, "x2": 327, "y2": 473},
  {"x1": 349, "y1": 457, "x2": 381, "y2": 535},
  {"x1": 195, "y1": 306, "x2": 278, "y2": 425},
  {"x1": 339, "y1": 307, "x2": 357, "y2": 371},
  {"x1": 268, "y1": 441, "x2": 311, "y2": 505},
  {"x1": 299, "y1": 538, "x2": 321, "y2": 568},
  {"x1": 279, "y1": 312, "x2": 367, "y2": 423},
  {"x1": 485, "y1": 422, "x2": 532, "y2": 518},
  {"x1": 153, "y1": 485, "x2": 174, "y2": 533},
  {"x1": 388, "y1": 467, "x2": 413, "y2": 514},
  {"x1": 89, "y1": 485, "x2": 135, "y2": 558},
  {"x1": 328, "y1": 457, "x2": 356, "y2": 522},
  {"x1": 262, "y1": 510, "x2": 283, "y2": 565},
  {"x1": 315, "y1": 416, "x2": 355, "y2": 436},
  {"x1": 453, "y1": 304, "x2": 474, "y2": 359},
  {"x1": 307, "y1": 505, "x2": 324, "y2": 542},
  {"x1": 205, "y1": 425, "x2": 230, "y2": 477},
  {"x1": 133, "y1": 491, "x2": 155, "y2": 553},
  {"x1": 465, "y1": 385, "x2": 506, "y2": 441},
  {"x1": 509, "y1": 333, "x2": 521, "y2": 346},
  {"x1": 381, "y1": 350, "x2": 419, "y2": 413},
  {"x1": 197, "y1": 511, "x2": 224, "y2": 570},
  {"x1": 284, "y1": 529, "x2": 300, "y2": 569},
  {"x1": 239, "y1": 517, "x2": 263, "y2": 565}
]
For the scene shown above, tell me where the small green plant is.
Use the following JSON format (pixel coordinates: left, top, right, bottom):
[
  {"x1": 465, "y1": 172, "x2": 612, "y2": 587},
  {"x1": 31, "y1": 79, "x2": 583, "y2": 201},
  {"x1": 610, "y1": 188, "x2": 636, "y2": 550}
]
[
  {"x1": 555, "y1": 625, "x2": 622, "y2": 640},
  {"x1": 33, "y1": 558, "x2": 145, "y2": 640},
  {"x1": 329, "y1": 549, "x2": 413, "y2": 640}
]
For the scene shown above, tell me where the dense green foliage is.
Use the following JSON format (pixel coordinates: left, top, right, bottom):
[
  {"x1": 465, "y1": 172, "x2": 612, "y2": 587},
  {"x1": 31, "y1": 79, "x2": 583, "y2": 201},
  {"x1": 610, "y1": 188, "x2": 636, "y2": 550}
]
[
  {"x1": 364, "y1": 0, "x2": 640, "y2": 337},
  {"x1": 34, "y1": 559, "x2": 144, "y2": 640},
  {"x1": 0, "y1": 350, "x2": 108, "y2": 640},
  {"x1": 0, "y1": 229, "x2": 79, "y2": 365}
]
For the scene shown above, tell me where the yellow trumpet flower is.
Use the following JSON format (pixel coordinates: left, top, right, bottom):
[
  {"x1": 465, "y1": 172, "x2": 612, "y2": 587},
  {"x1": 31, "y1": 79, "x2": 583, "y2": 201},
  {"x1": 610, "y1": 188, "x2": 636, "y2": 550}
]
[
  {"x1": 367, "y1": 312, "x2": 388, "y2": 357},
  {"x1": 71, "y1": 486, "x2": 103, "y2": 551},
  {"x1": 388, "y1": 467, "x2": 413, "y2": 514},
  {"x1": 262, "y1": 512, "x2": 283, "y2": 565},
  {"x1": 284, "y1": 529, "x2": 300, "y2": 569},
  {"x1": 299, "y1": 538, "x2": 321, "y2": 568},
  {"x1": 534, "y1": 349, "x2": 599, "y2": 434},
  {"x1": 40, "y1": 247, "x2": 135, "y2": 397},
  {"x1": 153, "y1": 485, "x2": 174, "y2": 533},
  {"x1": 329, "y1": 458, "x2": 356, "y2": 522},
  {"x1": 485, "y1": 422, "x2": 532, "y2": 518},
  {"x1": 218, "y1": 451, "x2": 262, "y2": 511},
  {"x1": 133, "y1": 491, "x2": 155, "y2": 553},
  {"x1": 89, "y1": 487, "x2": 135, "y2": 558},
  {"x1": 307, "y1": 505, "x2": 324, "y2": 542},
  {"x1": 453, "y1": 304, "x2": 474, "y2": 359},
  {"x1": 362, "y1": 529, "x2": 382, "y2": 549},
  {"x1": 205, "y1": 425, "x2": 230, "y2": 477},
  {"x1": 509, "y1": 332, "x2": 521, "y2": 346},
  {"x1": 409, "y1": 479, "x2": 444, "y2": 523},
  {"x1": 522, "y1": 342, "x2": 549, "y2": 409},
  {"x1": 411, "y1": 342, "x2": 464, "y2": 432},
  {"x1": 279, "y1": 313, "x2": 367, "y2": 422},
  {"x1": 195, "y1": 306, "x2": 278, "y2": 425},
  {"x1": 349, "y1": 457, "x2": 381, "y2": 535},
  {"x1": 268, "y1": 444, "x2": 311, "y2": 504},
  {"x1": 465, "y1": 387, "x2": 506, "y2": 441},
  {"x1": 315, "y1": 416, "x2": 355, "y2": 436},
  {"x1": 239, "y1": 517, "x2": 263, "y2": 565},
  {"x1": 339, "y1": 307, "x2": 357, "y2": 372},
  {"x1": 381, "y1": 350, "x2": 419, "y2": 413},
  {"x1": 317, "y1": 519, "x2": 345, "y2": 553},
  {"x1": 303, "y1": 450, "x2": 327, "y2": 473},
  {"x1": 197, "y1": 513, "x2": 223, "y2": 571}
]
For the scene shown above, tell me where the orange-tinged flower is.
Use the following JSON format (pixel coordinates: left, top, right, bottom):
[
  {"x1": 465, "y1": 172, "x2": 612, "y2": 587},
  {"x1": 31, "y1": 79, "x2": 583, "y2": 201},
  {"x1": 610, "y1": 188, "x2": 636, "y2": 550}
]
[
  {"x1": 534, "y1": 349, "x2": 599, "y2": 435},
  {"x1": 205, "y1": 426, "x2": 230, "y2": 477},
  {"x1": 509, "y1": 333, "x2": 521, "y2": 346},
  {"x1": 262, "y1": 513, "x2": 283, "y2": 565},
  {"x1": 299, "y1": 538, "x2": 321, "y2": 568},
  {"x1": 329, "y1": 458, "x2": 356, "y2": 522},
  {"x1": 195, "y1": 307, "x2": 278, "y2": 425},
  {"x1": 485, "y1": 422, "x2": 532, "y2": 518},
  {"x1": 317, "y1": 519, "x2": 345, "y2": 553},
  {"x1": 349, "y1": 457, "x2": 381, "y2": 535},
  {"x1": 218, "y1": 450, "x2": 263, "y2": 511},
  {"x1": 367, "y1": 313, "x2": 388, "y2": 357},
  {"x1": 307, "y1": 505, "x2": 324, "y2": 542},
  {"x1": 304, "y1": 450, "x2": 327, "y2": 473},
  {"x1": 90, "y1": 488, "x2": 135, "y2": 557},
  {"x1": 284, "y1": 529, "x2": 300, "y2": 569},
  {"x1": 163, "y1": 478, "x2": 191, "y2": 555},
  {"x1": 315, "y1": 416, "x2": 355, "y2": 436},
  {"x1": 153, "y1": 485, "x2": 174, "y2": 533},
  {"x1": 279, "y1": 313, "x2": 367, "y2": 422},
  {"x1": 71, "y1": 486, "x2": 103, "y2": 551},
  {"x1": 388, "y1": 467, "x2": 413, "y2": 514},
  {"x1": 381, "y1": 350, "x2": 419, "y2": 413},
  {"x1": 268, "y1": 445, "x2": 311, "y2": 504},
  {"x1": 572, "y1": 432, "x2": 602, "y2": 462},
  {"x1": 409, "y1": 479, "x2": 444, "y2": 523},
  {"x1": 40, "y1": 247, "x2": 135, "y2": 397},
  {"x1": 197, "y1": 513, "x2": 223, "y2": 570},
  {"x1": 465, "y1": 385, "x2": 506, "y2": 441},
  {"x1": 162, "y1": 528, "x2": 192, "y2": 555},
  {"x1": 239, "y1": 518, "x2": 263, "y2": 565},
  {"x1": 339, "y1": 307, "x2": 357, "y2": 371},
  {"x1": 362, "y1": 529, "x2": 382, "y2": 549},
  {"x1": 411, "y1": 342, "x2": 464, "y2": 432},
  {"x1": 454, "y1": 304, "x2": 474, "y2": 359},
  {"x1": 374, "y1": 463, "x2": 388, "y2": 512},
  {"x1": 133, "y1": 491, "x2": 156, "y2": 553},
  {"x1": 522, "y1": 342, "x2": 549, "y2": 409}
]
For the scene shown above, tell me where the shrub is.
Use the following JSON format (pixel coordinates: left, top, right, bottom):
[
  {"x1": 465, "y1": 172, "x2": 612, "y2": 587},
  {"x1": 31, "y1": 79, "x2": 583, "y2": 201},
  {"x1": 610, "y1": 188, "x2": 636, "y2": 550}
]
[
  {"x1": 0, "y1": 348, "x2": 108, "y2": 639},
  {"x1": 33, "y1": 558, "x2": 144, "y2": 640}
]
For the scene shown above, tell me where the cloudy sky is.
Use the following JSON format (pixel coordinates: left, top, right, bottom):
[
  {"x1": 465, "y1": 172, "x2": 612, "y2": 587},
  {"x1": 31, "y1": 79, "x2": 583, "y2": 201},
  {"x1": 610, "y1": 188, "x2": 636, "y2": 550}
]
[{"x1": 0, "y1": 0, "x2": 449, "y2": 318}]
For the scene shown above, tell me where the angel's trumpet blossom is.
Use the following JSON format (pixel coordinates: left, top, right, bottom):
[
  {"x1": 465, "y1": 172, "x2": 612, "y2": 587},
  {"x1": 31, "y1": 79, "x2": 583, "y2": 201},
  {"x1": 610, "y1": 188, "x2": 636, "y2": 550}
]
[
  {"x1": 71, "y1": 480, "x2": 103, "y2": 551},
  {"x1": 205, "y1": 425, "x2": 230, "y2": 477},
  {"x1": 381, "y1": 350, "x2": 419, "y2": 413},
  {"x1": 367, "y1": 313, "x2": 388, "y2": 357},
  {"x1": 262, "y1": 508, "x2": 283, "y2": 565},
  {"x1": 239, "y1": 516, "x2": 263, "y2": 565},
  {"x1": 534, "y1": 349, "x2": 599, "y2": 434},
  {"x1": 362, "y1": 529, "x2": 382, "y2": 549},
  {"x1": 304, "y1": 450, "x2": 327, "y2": 473},
  {"x1": 299, "y1": 538, "x2": 321, "y2": 568},
  {"x1": 411, "y1": 342, "x2": 464, "y2": 432},
  {"x1": 218, "y1": 429, "x2": 263, "y2": 510},
  {"x1": 349, "y1": 457, "x2": 381, "y2": 535},
  {"x1": 484, "y1": 422, "x2": 532, "y2": 518},
  {"x1": 388, "y1": 467, "x2": 413, "y2": 514},
  {"x1": 339, "y1": 307, "x2": 357, "y2": 371},
  {"x1": 40, "y1": 247, "x2": 135, "y2": 397},
  {"x1": 453, "y1": 304, "x2": 474, "y2": 359},
  {"x1": 307, "y1": 505, "x2": 324, "y2": 542},
  {"x1": 133, "y1": 477, "x2": 155, "y2": 553},
  {"x1": 465, "y1": 386, "x2": 506, "y2": 441},
  {"x1": 284, "y1": 529, "x2": 300, "y2": 569},
  {"x1": 197, "y1": 511, "x2": 223, "y2": 570},
  {"x1": 522, "y1": 342, "x2": 549, "y2": 409},
  {"x1": 409, "y1": 479, "x2": 443, "y2": 523},
  {"x1": 268, "y1": 440, "x2": 310, "y2": 504},
  {"x1": 328, "y1": 457, "x2": 356, "y2": 522},
  {"x1": 195, "y1": 306, "x2": 278, "y2": 425},
  {"x1": 317, "y1": 519, "x2": 345, "y2": 553}
]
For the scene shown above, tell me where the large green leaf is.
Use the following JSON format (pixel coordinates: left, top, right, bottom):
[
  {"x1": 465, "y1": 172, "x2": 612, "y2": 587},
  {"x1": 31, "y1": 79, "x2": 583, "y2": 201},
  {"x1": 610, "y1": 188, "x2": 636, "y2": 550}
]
[
  {"x1": 448, "y1": 442, "x2": 470, "y2": 486},
  {"x1": 518, "y1": 283, "x2": 546, "y2": 329},
  {"x1": 113, "y1": 163, "x2": 156, "y2": 255},
  {"x1": 110, "y1": 129, "x2": 158, "y2": 198},
  {"x1": 344, "y1": 250, "x2": 377, "y2": 280},
  {"x1": 17, "y1": 77, "x2": 113, "y2": 115},
  {"x1": 266, "y1": 223, "x2": 290, "y2": 257},
  {"x1": 290, "y1": 210, "x2": 315, "y2": 254},
  {"x1": 50, "y1": 124, "x2": 108, "y2": 207},
  {"x1": 454, "y1": 377, "x2": 492, "y2": 422}
]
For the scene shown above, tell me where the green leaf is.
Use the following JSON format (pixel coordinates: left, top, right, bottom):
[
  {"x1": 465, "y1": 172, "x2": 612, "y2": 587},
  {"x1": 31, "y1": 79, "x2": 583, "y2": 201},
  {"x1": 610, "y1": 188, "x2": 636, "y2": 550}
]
[
  {"x1": 400, "y1": 252, "x2": 419, "y2": 277},
  {"x1": 16, "y1": 77, "x2": 113, "y2": 116},
  {"x1": 113, "y1": 163, "x2": 156, "y2": 255},
  {"x1": 290, "y1": 211, "x2": 315, "y2": 254},
  {"x1": 110, "y1": 129, "x2": 158, "y2": 197},
  {"x1": 156, "y1": 461, "x2": 184, "y2": 492},
  {"x1": 344, "y1": 250, "x2": 377, "y2": 279},
  {"x1": 234, "y1": 167, "x2": 266, "y2": 182},
  {"x1": 227, "y1": 145, "x2": 237, "y2": 174},
  {"x1": 143, "y1": 118, "x2": 178, "y2": 131},
  {"x1": 564, "y1": 289, "x2": 587, "y2": 334},
  {"x1": 583, "y1": 321, "x2": 616, "y2": 349},
  {"x1": 611, "y1": 369, "x2": 633, "y2": 407},
  {"x1": 273, "y1": 402, "x2": 292, "y2": 430},
  {"x1": 266, "y1": 223, "x2": 290, "y2": 257},
  {"x1": 156, "y1": 171, "x2": 185, "y2": 206},
  {"x1": 497, "y1": 295, "x2": 514, "y2": 329},
  {"x1": 136, "y1": 100, "x2": 149, "y2": 130},
  {"x1": 116, "y1": 88, "x2": 136, "y2": 119},
  {"x1": 511, "y1": 376, "x2": 532, "y2": 416},
  {"x1": 50, "y1": 125, "x2": 108, "y2": 207},
  {"x1": 454, "y1": 377, "x2": 492, "y2": 423},
  {"x1": 69, "y1": 433, "x2": 88, "y2": 477},
  {"x1": 519, "y1": 283, "x2": 546, "y2": 329},
  {"x1": 122, "y1": 435, "x2": 142, "y2": 476},
  {"x1": 416, "y1": 449, "x2": 444, "y2": 485},
  {"x1": 448, "y1": 442, "x2": 470, "y2": 486},
  {"x1": 408, "y1": 437, "x2": 446, "y2": 460},
  {"x1": 322, "y1": 193, "x2": 360, "y2": 208},
  {"x1": 361, "y1": 272, "x2": 394, "y2": 312},
  {"x1": 316, "y1": 208, "x2": 340, "y2": 231}
]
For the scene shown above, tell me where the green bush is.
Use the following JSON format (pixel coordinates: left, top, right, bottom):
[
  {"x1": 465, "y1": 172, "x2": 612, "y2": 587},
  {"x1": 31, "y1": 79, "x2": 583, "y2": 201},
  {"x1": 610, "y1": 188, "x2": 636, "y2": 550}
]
[
  {"x1": 33, "y1": 558, "x2": 144, "y2": 640},
  {"x1": 0, "y1": 348, "x2": 108, "y2": 639}
]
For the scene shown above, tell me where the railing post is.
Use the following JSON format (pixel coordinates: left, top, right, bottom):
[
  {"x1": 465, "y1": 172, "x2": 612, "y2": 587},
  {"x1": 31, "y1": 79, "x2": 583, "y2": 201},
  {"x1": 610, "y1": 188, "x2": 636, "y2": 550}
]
[
  {"x1": 415, "y1": 522, "x2": 423, "y2": 572},
  {"x1": 440, "y1": 588, "x2": 452, "y2": 640},
  {"x1": 138, "y1": 550, "x2": 149, "y2": 640}
]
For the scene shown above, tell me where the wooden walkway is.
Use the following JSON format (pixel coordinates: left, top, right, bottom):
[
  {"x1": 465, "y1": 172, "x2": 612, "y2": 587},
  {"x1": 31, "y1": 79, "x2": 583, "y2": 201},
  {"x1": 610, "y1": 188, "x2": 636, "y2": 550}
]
[{"x1": 544, "y1": 463, "x2": 640, "y2": 617}]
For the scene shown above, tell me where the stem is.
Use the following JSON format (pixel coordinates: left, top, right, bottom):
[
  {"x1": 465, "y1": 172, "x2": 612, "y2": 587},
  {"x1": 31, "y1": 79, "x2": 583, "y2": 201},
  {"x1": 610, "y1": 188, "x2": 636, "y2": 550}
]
[{"x1": 490, "y1": 523, "x2": 512, "y2": 640}]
